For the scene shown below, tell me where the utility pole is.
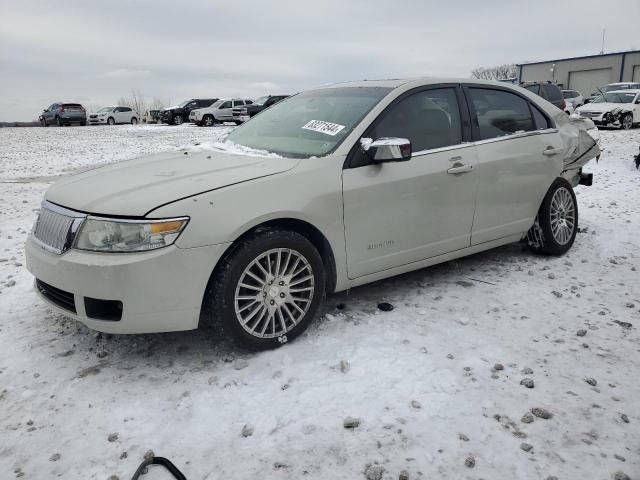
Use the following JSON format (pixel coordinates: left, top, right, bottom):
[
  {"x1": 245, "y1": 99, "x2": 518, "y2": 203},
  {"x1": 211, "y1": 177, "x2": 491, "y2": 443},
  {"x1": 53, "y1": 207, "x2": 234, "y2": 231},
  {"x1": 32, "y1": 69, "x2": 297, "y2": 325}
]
[{"x1": 600, "y1": 28, "x2": 606, "y2": 55}]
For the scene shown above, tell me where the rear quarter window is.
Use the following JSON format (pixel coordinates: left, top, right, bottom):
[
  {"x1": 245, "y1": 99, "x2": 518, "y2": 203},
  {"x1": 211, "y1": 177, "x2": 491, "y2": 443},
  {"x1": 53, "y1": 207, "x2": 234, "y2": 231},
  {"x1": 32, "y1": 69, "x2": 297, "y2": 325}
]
[{"x1": 542, "y1": 84, "x2": 563, "y2": 103}]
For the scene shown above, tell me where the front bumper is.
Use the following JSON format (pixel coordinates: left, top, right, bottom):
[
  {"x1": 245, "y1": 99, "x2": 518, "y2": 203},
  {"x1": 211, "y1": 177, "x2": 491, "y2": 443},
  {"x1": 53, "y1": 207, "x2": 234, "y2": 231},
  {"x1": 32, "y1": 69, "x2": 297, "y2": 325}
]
[
  {"x1": 88, "y1": 117, "x2": 108, "y2": 124},
  {"x1": 25, "y1": 237, "x2": 229, "y2": 334}
]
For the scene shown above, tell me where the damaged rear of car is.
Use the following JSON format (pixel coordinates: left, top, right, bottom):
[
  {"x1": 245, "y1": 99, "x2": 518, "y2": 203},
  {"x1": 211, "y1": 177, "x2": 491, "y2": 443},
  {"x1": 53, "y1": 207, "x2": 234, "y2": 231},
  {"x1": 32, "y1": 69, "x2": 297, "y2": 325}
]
[{"x1": 575, "y1": 90, "x2": 640, "y2": 130}]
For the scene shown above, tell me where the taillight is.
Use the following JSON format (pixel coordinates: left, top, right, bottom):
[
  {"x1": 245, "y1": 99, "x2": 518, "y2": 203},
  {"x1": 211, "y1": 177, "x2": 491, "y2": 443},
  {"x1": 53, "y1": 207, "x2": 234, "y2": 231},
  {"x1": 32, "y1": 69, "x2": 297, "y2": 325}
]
[
  {"x1": 59, "y1": 106, "x2": 65, "y2": 112},
  {"x1": 561, "y1": 99, "x2": 566, "y2": 110}
]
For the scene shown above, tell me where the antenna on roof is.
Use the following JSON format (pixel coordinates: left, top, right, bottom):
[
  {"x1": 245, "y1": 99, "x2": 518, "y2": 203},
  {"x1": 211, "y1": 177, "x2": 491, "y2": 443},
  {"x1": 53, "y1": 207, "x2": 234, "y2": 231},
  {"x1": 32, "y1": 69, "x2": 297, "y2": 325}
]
[{"x1": 600, "y1": 28, "x2": 606, "y2": 55}]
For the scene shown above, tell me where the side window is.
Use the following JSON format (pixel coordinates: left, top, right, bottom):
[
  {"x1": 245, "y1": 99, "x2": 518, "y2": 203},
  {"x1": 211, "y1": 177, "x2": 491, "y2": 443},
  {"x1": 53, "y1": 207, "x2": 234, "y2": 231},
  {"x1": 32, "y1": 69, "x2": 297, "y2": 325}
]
[
  {"x1": 531, "y1": 104, "x2": 550, "y2": 129},
  {"x1": 219, "y1": 101, "x2": 232, "y2": 109},
  {"x1": 468, "y1": 88, "x2": 534, "y2": 140},
  {"x1": 524, "y1": 85, "x2": 540, "y2": 95},
  {"x1": 245, "y1": 100, "x2": 253, "y2": 105},
  {"x1": 370, "y1": 88, "x2": 463, "y2": 152},
  {"x1": 542, "y1": 84, "x2": 563, "y2": 103},
  {"x1": 186, "y1": 101, "x2": 198, "y2": 109},
  {"x1": 122, "y1": 107, "x2": 131, "y2": 112},
  {"x1": 233, "y1": 100, "x2": 244, "y2": 106}
]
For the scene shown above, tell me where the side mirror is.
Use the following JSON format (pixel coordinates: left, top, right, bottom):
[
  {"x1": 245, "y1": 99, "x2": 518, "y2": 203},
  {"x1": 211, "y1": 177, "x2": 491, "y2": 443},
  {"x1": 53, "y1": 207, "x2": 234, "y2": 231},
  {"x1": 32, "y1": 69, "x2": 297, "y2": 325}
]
[{"x1": 361, "y1": 137, "x2": 411, "y2": 163}]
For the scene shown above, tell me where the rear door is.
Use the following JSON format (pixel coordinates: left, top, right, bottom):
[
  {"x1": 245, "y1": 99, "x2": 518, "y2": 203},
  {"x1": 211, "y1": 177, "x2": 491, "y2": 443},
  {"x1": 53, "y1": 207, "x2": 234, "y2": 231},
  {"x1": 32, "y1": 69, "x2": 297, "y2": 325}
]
[
  {"x1": 464, "y1": 85, "x2": 564, "y2": 244},
  {"x1": 342, "y1": 85, "x2": 479, "y2": 278}
]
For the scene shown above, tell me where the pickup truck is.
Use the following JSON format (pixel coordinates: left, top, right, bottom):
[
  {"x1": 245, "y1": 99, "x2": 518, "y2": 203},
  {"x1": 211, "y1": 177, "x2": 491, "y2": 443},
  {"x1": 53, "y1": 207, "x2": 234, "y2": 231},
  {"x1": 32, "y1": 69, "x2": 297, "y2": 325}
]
[{"x1": 231, "y1": 95, "x2": 289, "y2": 123}]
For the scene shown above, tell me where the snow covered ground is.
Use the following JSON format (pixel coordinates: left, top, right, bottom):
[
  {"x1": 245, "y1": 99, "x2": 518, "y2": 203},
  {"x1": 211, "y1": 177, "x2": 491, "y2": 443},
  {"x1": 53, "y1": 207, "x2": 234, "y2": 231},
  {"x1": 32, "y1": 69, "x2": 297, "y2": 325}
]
[{"x1": 0, "y1": 125, "x2": 638, "y2": 480}]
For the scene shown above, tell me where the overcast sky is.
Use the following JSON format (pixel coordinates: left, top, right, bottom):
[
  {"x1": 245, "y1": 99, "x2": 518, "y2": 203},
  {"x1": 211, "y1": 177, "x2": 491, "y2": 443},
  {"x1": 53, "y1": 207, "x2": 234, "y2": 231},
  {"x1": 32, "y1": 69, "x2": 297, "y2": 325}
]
[{"x1": 1, "y1": 0, "x2": 639, "y2": 121}]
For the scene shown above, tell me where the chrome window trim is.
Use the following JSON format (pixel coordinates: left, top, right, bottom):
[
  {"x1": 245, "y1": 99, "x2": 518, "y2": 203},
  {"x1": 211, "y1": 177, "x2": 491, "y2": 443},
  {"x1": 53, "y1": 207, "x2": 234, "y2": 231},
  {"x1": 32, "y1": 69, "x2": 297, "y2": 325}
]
[
  {"x1": 410, "y1": 128, "x2": 558, "y2": 157},
  {"x1": 472, "y1": 128, "x2": 559, "y2": 147},
  {"x1": 412, "y1": 142, "x2": 475, "y2": 157}
]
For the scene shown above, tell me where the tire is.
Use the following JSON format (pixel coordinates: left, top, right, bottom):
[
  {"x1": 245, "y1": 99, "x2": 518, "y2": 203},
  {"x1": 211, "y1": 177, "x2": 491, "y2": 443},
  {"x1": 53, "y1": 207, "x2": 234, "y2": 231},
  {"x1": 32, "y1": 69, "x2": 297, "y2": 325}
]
[
  {"x1": 202, "y1": 115, "x2": 214, "y2": 127},
  {"x1": 56, "y1": 116, "x2": 62, "y2": 127},
  {"x1": 173, "y1": 115, "x2": 184, "y2": 125},
  {"x1": 107, "y1": 117, "x2": 115, "y2": 126},
  {"x1": 131, "y1": 117, "x2": 138, "y2": 125},
  {"x1": 527, "y1": 177, "x2": 578, "y2": 256},
  {"x1": 621, "y1": 113, "x2": 633, "y2": 130},
  {"x1": 41, "y1": 118, "x2": 48, "y2": 127},
  {"x1": 205, "y1": 228, "x2": 325, "y2": 350}
]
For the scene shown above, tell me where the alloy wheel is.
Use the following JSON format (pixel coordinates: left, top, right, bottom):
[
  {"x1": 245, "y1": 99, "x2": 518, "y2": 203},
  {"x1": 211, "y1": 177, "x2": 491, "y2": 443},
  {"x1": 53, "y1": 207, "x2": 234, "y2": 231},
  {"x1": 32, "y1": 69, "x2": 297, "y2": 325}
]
[
  {"x1": 203, "y1": 116, "x2": 214, "y2": 127},
  {"x1": 549, "y1": 187, "x2": 576, "y2": 245},
  {"x1": 174, "y1": 115, "x2": 183, "y2": 125},
  {"x1": 622, "y1": 114, "x2": 632, "y2": 130},
  {"x1": 234, "y1": 248, "x2": 315, "y2": 339}
]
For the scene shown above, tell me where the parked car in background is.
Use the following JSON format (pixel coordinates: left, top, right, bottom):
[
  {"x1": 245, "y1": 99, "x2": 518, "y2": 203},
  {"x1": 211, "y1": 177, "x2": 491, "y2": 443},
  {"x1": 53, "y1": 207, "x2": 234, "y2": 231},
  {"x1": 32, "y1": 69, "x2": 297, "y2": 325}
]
[
  {"x1": 521, "y1": 81, "x2": 566, "y2": 110},
  {"x1": 161, "y1": 99, "x2": 218, "y2": 125},
  {"x1": 232, "y1": 95, "x2": 289, "y2": 123},
  {"x1": 26, "y1": 78, "x2": 600, "y2": 350},
  {"x1": 88, "y1": 106, "x2": 140, "y2": 125},
  {"x1": 189, "y1": 98, "x2": 253, "y2": 126},
  {"x1": 40, "y1": 103, "x2": 86, "y2": 126},
  {"x1": 576, "y1": 89, "x2": 640, "y2": 130},
  {"x1": 143, "y1": 110, "x2": 161, "y2": 124},
  {"x1": 562, "y1": 89, "x2": 584, "y2": 109},
  {"x1": 585, "y1": 82, "x2": 640, "y2": 103}
]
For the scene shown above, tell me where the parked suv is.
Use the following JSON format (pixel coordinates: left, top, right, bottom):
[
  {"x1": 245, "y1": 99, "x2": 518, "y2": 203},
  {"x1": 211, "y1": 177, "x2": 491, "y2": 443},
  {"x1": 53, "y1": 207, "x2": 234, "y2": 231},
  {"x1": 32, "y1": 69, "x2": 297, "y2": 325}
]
[
  {"x1": 232, "y1": 95, "x2": 289, "y2": 123},
  {"x1": 561, "y1": 89, "x2": 584, "y2": 109},
  {"x1": 161, "y1": 99, "x2": 218, "y2": 125},
  {"x1": 189, "y1": 99, "x2": 253, "y2": 126},
  {"x1": 88, "y1": 106, "x2": 140, "y2": 125},
  {"x1": 143, "y1": 110, "x2": 161, "y2": 124},
  {"x1": 40, "y1": 103, "x2": 86, "y2": 126},
  {"x1": 521, "y1": 82, "x2": 565, "y2": 110}
]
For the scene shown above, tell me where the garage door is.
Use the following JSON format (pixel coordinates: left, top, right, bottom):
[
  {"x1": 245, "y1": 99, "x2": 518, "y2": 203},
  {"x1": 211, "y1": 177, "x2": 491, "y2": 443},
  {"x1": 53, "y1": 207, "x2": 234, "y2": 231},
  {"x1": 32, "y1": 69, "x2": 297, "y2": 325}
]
[
  {"x1": 633, "y1": 65, "x2": 640, "y2": 82},
  {"x1": 568, "y1": 68, "x2": 612, "y2": 97}
]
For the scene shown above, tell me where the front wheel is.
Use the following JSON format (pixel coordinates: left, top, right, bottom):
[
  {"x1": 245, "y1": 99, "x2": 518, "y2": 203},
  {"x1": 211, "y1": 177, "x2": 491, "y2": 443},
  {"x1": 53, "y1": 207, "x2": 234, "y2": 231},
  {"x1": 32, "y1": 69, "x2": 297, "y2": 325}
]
[
  {"x1": 107, "y1": 117, "x2": 115, "y2": 125},
  {"x1": 56, "y1": 116, "x2": 62, "y2": 126},
  {"x1": 173, "y1": 115, "x2": 184, "y2": 125},
  {"x1": 621, "y1": 113, "x2": 633, "y2": 130},
  {"x1": 41, "y1": 118, "x2": 48, "y2": 127},
  {"x1": 527, "y1": 177, "x2": 578, "y2": 255},
  {"x1": 205, "y1": 229, "x2": 325, "y2": 350},
  {"x1": 202, "y1": 115, "x2": 214, "y2": 127}
]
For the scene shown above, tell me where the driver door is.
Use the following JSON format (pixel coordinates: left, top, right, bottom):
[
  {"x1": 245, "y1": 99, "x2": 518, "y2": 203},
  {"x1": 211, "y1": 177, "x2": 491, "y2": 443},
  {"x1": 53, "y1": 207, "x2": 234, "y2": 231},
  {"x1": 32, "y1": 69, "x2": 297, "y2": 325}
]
[{"x1": 342, "y1": 86, "x2": 478, "y2": 279}]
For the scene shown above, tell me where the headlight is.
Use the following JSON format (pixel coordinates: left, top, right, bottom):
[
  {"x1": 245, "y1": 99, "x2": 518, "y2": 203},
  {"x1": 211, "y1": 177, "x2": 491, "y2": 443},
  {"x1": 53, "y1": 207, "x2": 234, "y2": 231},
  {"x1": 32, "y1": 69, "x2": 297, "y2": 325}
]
[{"x1": 75, "y1": 217, "x2": 188, "y2": 252}]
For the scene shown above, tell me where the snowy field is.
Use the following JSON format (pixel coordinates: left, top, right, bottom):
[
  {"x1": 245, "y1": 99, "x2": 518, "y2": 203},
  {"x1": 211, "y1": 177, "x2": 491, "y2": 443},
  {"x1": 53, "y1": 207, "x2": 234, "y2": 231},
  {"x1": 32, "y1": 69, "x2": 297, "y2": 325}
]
[{"x1": 0, "y1": 124, "x2": 639, "y2": 480}]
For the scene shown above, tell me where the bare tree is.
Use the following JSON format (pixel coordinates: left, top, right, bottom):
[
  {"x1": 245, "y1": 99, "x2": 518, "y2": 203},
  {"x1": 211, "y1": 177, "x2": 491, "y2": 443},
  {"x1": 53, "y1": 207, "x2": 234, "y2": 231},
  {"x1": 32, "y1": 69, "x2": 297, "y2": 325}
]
[
  {"x1": 471, "y1": 64, "x2": 518, "y2": 81},
  {"x1": 149, "y1": 97, "x2": 167, "y2": 111},
  {"x1": 117, "y1": 89, "x2": 147, "y2": 114}
]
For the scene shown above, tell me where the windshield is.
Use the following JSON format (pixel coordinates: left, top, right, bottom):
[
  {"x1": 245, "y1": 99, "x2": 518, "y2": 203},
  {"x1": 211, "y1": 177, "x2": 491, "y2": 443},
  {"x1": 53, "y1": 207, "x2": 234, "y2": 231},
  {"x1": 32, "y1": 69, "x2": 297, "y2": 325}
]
[
  {"x1": 97, "y1": 107, "x2": 113, "y2": 113},
  {"x1": 178, "y1": 100, "x2": 191, "y2": 107},
  {"x1": 592, "y1": 92, "x2": 637, "y2": 104},
  {"x1": 224, "y1": 87, "x2": 392, "y2": 158}
]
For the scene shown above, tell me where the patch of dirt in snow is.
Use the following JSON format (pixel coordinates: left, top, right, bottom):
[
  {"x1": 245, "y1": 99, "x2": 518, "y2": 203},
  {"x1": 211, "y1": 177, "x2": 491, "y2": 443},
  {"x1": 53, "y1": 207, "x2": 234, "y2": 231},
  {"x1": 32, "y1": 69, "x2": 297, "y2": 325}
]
[{"x1": 0, "y1": 127, "x2": 638, "y2": 479}]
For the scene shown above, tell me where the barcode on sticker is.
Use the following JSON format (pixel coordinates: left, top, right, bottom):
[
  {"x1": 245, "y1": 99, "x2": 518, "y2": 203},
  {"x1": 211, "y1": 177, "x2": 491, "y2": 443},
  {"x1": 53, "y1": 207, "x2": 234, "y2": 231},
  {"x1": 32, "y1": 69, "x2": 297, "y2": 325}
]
[{"x1": 302, "y1": 120, "x2": 346, "y2": 136}]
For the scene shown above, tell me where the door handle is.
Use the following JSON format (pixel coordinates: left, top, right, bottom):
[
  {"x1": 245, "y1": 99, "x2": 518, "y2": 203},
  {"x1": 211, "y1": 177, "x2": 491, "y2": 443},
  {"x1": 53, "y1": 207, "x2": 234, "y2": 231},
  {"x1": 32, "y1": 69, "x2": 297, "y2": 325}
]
[
  {"x1": 543, "y1": 147, "x2": 563, "y2": 156},
  {"x1": 447, "y1": 164, "x2": 473, "y2": 175}
]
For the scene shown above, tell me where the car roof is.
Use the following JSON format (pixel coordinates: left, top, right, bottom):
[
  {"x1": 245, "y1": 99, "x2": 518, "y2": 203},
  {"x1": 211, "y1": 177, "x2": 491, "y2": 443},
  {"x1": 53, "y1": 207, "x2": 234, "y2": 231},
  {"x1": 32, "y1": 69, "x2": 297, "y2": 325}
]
[
  {"x1": 606, "y1": 89, "x2": 640, "y2": 94},
  {"x1": 316, "y1": 77, "x2": 520, "y2": 90},
  {"x1": 607, "y1": 82, "x2": 639, "y2": 85}
]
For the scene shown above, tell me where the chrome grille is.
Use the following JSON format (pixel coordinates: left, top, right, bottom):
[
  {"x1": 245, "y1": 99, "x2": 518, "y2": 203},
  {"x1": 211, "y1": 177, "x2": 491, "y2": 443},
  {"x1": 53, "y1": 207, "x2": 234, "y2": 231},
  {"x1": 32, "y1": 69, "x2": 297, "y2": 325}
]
[{"x1": 32, "y1": 202, "x2": 85, "y2": 254}]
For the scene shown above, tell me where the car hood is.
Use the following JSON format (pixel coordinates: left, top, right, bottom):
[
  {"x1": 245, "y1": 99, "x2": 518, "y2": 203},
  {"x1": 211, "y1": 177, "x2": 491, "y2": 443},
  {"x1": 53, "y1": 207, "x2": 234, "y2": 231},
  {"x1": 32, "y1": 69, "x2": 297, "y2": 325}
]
[
  {"x1": 45, "y1": 150, "x2": 299, "y2": 217},
  {"x1": 578, "y1": 102, "x2": 630, "y2": 112}
]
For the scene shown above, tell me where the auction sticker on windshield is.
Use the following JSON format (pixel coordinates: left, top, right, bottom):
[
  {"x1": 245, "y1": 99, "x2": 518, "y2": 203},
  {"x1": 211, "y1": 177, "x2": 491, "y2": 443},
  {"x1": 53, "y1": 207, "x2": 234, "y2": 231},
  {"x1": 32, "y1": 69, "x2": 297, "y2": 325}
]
[{"x1": 302, "y1": 120, "x2": 346, "y2": 136}]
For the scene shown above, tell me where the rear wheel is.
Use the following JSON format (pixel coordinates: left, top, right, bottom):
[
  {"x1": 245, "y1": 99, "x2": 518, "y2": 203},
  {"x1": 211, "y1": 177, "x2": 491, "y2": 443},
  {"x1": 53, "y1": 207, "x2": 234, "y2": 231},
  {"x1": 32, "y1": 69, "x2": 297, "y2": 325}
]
[
  {"x1": 621, "y1": 113, "x2": 633, "y2": 130},
  {"x1": 131, "y1": 117, "x2": 138, "y2": 125},
  {"x1": 173, "y1": 114, "x2": 184, "y2": 125},
  {"x1": 205, "y1": 229, "x2": 325, "y2": 350},
  {"x1": 527, "y1": 177, "x2": 578, "y2": 256}
]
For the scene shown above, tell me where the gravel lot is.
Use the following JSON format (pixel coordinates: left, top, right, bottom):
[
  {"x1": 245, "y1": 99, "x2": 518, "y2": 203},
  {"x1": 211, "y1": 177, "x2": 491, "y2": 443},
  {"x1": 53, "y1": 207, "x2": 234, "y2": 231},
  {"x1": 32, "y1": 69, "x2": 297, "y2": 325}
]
[{"x1": 0, "y1": 124, "x2": 639, "y2": 480}]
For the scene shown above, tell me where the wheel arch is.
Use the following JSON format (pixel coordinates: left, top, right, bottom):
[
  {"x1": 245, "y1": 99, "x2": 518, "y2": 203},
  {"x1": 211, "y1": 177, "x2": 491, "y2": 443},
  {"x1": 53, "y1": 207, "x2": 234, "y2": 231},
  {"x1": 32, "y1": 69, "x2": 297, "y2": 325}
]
[{"x1": 198, "y1": 217, "x2": 338, "y2": 329}]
